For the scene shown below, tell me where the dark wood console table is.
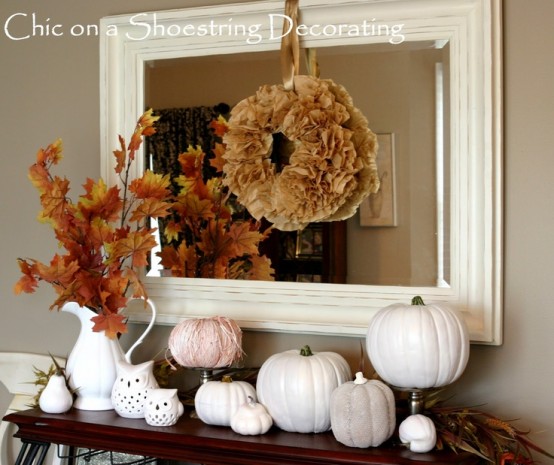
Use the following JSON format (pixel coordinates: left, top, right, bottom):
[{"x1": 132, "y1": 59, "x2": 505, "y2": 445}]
[{"x1": 4, "y1": 409, "x2": 478, "y2": 465}]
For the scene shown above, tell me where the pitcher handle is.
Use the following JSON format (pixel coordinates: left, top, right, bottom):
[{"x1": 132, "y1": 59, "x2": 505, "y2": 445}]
[{"x1": 124, "y1": 298, "x2": 157, "y2": 363}]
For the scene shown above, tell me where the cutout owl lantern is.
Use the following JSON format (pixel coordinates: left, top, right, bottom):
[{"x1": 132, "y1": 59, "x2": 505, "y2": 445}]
[
  {"x1": 144, "y1": 388, "x2": 184, "y2": 427},
  {"x1": 111, "y1": 360, "x2": 159, "y2": 418}
]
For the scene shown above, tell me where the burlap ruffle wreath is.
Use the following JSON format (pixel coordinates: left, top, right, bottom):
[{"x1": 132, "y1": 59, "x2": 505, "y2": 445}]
[{"x1": 222, "y1": 74, "x2": 380, "y2": 231}]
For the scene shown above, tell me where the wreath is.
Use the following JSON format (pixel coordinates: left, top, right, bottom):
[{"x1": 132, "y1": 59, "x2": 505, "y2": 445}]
[{"x1": 222, "y1": 74, "x2": 380, "y2": 231}]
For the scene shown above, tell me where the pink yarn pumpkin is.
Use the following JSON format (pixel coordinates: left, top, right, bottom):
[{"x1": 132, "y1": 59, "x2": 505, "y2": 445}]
[{"x1": 168, "y1": 316, "x2": 243, "y2": 368}]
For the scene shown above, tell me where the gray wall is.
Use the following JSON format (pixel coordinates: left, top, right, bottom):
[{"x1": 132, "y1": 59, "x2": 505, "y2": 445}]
[{"x1": 1, "y1": 0, "x2": 554, "y2": 461}]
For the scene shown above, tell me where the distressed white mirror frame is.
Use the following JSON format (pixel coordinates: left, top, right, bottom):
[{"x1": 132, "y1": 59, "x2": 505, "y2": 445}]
[{"x1": 100, "y1": 0, "x2": 503, "y2": 344}]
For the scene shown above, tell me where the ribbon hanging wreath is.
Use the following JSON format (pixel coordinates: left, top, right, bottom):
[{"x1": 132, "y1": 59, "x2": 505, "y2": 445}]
[{"x1": 222, "y1": 0, "x2": 380, "y2": 231}]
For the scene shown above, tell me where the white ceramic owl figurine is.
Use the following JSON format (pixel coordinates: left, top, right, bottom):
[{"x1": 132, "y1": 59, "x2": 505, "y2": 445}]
[
  {"x1": 111, "y1": 360, "x2": 159, "y2": 418},
  {"x1": 144, "y1": 388, "x2": 184, "y2": 427}
]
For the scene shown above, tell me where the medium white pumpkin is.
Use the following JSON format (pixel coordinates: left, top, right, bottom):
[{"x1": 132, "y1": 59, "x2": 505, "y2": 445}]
[
  {"x1": 230, "y1": 396, "x2": 273, "y2": 435},
  {"x1": 194, "y1": 376, "x2": 257, "y2": 427},
  {"x1": 256, "y1": 345, "x2": 352, "y2": 433},
  {"x1": 366, "y1": 296, "x2": 469, "y2": 389},
  {"x1": 330, "y1": 372, "x2": 396, "y2": 448},
  {"x1": 399, "y1": 414, "x2": 437, "y2": 453}
]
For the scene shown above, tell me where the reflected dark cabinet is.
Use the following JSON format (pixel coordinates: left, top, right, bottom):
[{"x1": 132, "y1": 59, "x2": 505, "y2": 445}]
[{"x1": 261, "y1": 221, "x2": 347, "y2": 284}]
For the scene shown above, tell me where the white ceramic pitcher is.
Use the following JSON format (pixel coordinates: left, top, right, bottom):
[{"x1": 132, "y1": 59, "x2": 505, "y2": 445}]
[{"x1": 63, "y1": 299, "x2": 157, "y2": 411}]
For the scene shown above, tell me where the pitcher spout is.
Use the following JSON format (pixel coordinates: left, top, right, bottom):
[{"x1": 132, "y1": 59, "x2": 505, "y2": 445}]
[{"x1": 61, "y1": 301, "x2": 94, "y2": 319}]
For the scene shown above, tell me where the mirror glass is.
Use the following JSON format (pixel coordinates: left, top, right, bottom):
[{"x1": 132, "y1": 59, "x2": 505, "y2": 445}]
[
  {"x1": 100, "y1": 0, "x2": 502, "y2": 344},
  {"x1": 144, "y1": 41, "x2": 450, "y2": 288}
]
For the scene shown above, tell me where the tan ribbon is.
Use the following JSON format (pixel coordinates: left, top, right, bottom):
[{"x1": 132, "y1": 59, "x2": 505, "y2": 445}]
[
  {"x1": 280, "y1": 0, "x2": 300, "y2": 90},
  {"x1": 305, "y1": 48, "x2": 320, "y2": 78}
]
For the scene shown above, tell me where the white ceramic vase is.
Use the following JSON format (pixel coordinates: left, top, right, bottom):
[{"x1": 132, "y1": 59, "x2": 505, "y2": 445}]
[{"x1": 63, "y1": 300, "x2": 156, "y2": 411}]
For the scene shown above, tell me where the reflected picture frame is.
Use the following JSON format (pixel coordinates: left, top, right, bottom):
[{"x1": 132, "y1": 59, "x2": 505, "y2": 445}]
[{"x1": 360, "y1": 133, "x2": 396, "y2": 227}]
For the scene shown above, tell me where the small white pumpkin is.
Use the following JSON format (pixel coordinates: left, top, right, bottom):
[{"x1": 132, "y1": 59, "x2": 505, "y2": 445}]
[
  {"x1": 366, "y1": 296, "x2": 469, "y2": 389},
  {"x1": 230, "y1": 396, "x2": 273, "y2": 435},
  {"x1": 399, "y1": 414, "x2": 437, "y2": 453},
  {"x1": 330, "y1": 372, "x2": 396, "y2": 448},
  {"x1": 195, "y1": 375, "x2": 257, "y2": 427},
  {"x1": 256, "y1": 345, "x2": 352, "y2": 433}
]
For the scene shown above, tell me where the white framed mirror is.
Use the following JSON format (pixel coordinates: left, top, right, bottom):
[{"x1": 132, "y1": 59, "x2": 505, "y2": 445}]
[{"x1": 100, "y1": 0, "x2": 503, "y2": 344}]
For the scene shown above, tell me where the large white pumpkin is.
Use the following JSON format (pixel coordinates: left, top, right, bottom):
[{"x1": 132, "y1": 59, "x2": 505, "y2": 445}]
[
  {"x1": 366, "y1": 296, "x2": 469, "y2": 389},
  {"x1": 256, "y1": 345, "x2": 352, "y2": 433}
]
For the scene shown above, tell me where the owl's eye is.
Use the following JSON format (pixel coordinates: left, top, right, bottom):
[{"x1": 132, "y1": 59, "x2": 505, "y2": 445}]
[
  {"x1": 164, "y1": 402, "x2": 168, "y2": 406},
  {"x1": 135, "y1": 378, "x2": 140, "y2": 383}
]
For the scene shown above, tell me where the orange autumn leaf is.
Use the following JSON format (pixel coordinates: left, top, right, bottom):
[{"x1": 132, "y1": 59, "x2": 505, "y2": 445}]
[
  {"x1": 157, "y1": 242, "x2": 199, "y2": 277},
  {"x1": 106, "y1": 229, "x2": 157, "y2": 267},
  {"x1": 129, "y1": 198, "x2": 172, "y2": 222},
  {"x1": 197, "y1": 220, "x2": 233, "y2": 258},
  {"x1": 178, "y1": 146, "x2": 205, "y2": 177},
  {"x1": 209, "y1": 115, "x2": 229, "y2": 137},
  {"x1": 36, "y1": 139, "x2": 63, "y2": 165},
  {"x1": 28, "y1": 163, "x2": 52, "y2": 194},
  {"x1": 90, "y1": 312, "x2": 128, "y2": 339},
  {"x1": 227, "y1": 221, "x2": 266, "y2": 257},
  {"x1": 37, "y1": 176, "x2": 70, "y2": 225},
  {"x1": 136, "y1": 108, "x2": 160, "y2": 136},
  {"x1": 99, "y1": 271, "x2": 129, "y2": 314},
  {"x1": 163, "y1": 221, "x2": 181, "y2": 243},
  {"x1": 210, "y1": 142, "x2": 227, "y2": 173},
  {"x1": 247, "y1": 255, "x2": 275, "y2": 281},
  {"x1": 113, "y1": 135, "x2": 127, "y2": 174},
  {"x1": 179, "y1": 194, "x2": 215, "y2": 220},
  {"x1": 13, "y1": 259, "x2": 39, "y2": 294},
  {"x1": 33, "y1": 255, "x2": 80, "y2": 287},
  {"x1": 128, "y1": 109, "x2": 160, "y2": 160},
  {"x1": 125, "y1": 268, "x2": 148, "y2": 299},
  {"x1": 156, "y1": 246, "x2": 183, "y2": 275},
  {"x1": 78, "y1": 178, "x2": 123, "y2": 222},
  {"x1": 88, "y1": 217, "x2": 115, "y2": 246},
  {"x1": 129, "y1": 170, "x2": 172, "y2": 200}
]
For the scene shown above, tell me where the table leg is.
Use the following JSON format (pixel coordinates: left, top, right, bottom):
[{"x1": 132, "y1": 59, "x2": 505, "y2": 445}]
[{"x1": 14, "y1": 440, "x2": 50, "y2": 465}]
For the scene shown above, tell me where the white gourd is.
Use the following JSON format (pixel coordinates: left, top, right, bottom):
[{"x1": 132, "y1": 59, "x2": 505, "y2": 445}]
[
  {"x1": 39, "y1": 373, "x2": 73, "y2": 414},
  {"x1": 195, "y1": 376, "x2": 257, "y2": 427},
  {"x1": 330, "y1": 372, "x2": 396, "y2": 448},
  {"x1": 256, "y1": 345, "x2": 352, "y2": 433},
  {"x1": 230, "y1": 396, "x2": 273, "y2": 435},
  {"x1": 366, "y1": 296, "x2": 469, "y2": 389},
  {"x1": 399, "y1": 414, "x2": 437, "y2": 453}
]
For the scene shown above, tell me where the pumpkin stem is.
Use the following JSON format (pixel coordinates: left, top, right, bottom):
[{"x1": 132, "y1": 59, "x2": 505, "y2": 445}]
[
  {"x1": 353, "y1": 372, "x2": 368, "y2": 385},
  {"x1": 412, "y1": 296, "x2": 425, "y2": 306},
  {"x1": 300, "y1": 345, "x2": 313, "y2": 356},
  {"x1": 221, "y1": 375, "x2": 233, "y2": 383}
]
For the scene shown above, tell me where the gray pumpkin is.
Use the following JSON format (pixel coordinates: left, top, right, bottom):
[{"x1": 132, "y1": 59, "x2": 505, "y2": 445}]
[{"x1": 330, "y1": 372, "x2": 396, "y2": 448}]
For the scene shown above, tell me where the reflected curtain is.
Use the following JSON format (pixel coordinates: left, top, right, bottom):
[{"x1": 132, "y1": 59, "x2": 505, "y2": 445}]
[{"x1": 145, "y1": 104, "x2": 230, "y2": 249}]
